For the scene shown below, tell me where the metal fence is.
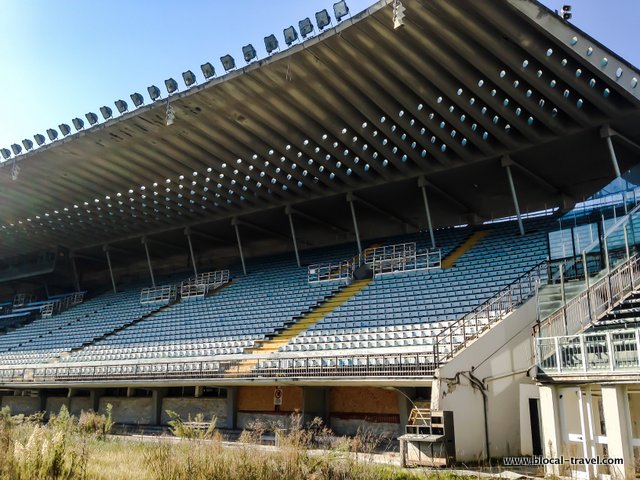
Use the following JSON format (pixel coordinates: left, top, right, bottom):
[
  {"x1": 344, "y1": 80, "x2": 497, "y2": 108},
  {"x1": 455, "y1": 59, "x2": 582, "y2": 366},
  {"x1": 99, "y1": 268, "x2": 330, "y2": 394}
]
[
  {"x1": 433, "y1": 261, "x2": 548, "y2": 363},
  {"x1": 533, "y1": 254, "x2": 640, "y2": 338},
  {"x1": 140, "y1": 285, "x2": 177, "y2": 305},
  {"x1": 308, "y1": 261, "x2": 353, "y2": 284},
  {"x1": 181, "y1": 270, "x2": 230, "y2": 299},
  {"x1": 536, "y1": 328, "x2": 640, "y2": 375},
  {"x1": 0, "y1": 351, "x2": 439, "y2": 385}
]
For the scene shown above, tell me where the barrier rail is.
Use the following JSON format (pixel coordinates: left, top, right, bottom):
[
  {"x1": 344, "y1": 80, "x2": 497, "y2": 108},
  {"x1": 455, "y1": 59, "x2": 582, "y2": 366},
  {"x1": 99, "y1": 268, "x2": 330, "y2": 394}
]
[
  {"x1": 140, "y1": 285, "x2": 177, "y2": 305},
  {"x1": 533, "y1": 254, "x2": 640, "y2": 338},
  {"x1": 308, "y1": 261, "x2": 353, "y2": 284},
  {"x1": 536, "y1": 327, "x2": 640, "y2": 375},
  {"x1": 363, "y1": 243, "x2": 441, "y2": 277},
  {"x1": 0, "y1": 351, "x2": 438, "y2": 384},
  {"x1": 434, "y1": 261, "x2": 548, "y2": 363},
  {"x1": 308, "y1": 242, "x2": 442, "y2": 284},
  {"x1": 181, "y1": 270, "x2": 230, "y2": 299}
]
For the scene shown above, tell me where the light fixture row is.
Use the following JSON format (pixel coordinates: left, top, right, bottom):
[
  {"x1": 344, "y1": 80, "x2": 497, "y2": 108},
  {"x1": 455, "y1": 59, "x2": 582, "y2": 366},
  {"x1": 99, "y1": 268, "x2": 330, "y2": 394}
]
[{"x1": 0, "y1": 1, "x2": 350, "y2": 163}]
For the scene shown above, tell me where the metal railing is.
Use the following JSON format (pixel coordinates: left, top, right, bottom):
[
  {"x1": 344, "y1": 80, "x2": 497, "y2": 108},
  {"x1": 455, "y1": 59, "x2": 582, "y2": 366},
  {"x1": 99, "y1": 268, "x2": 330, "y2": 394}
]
[
  {"x1": 363, "y1": 243, "x2": 441, "y2": 277},
  {"x1": 140, "y1": 285, "x2": 177, "y2": 305},
  {"x1": 433, "y1": 261, "x2": 548, "y2": 364},
  {"x1": 536, "y1": 328, "x2": 640, "y2": 375},
  {"x1": 0, "y1": 351, "x2": 439, "y2": 385},
  {"x1": 308, "y1": 242, "x2": 442, "y2": 284},
  {"x1": 180, "y1": 270, "x2": 230, "y2": 299},
  {"x1": 308, "y1": 261, "x2": 353, "y2": 284},
  {"x1": 533, "y1": 254, "x2": 640, "y2": 338}
]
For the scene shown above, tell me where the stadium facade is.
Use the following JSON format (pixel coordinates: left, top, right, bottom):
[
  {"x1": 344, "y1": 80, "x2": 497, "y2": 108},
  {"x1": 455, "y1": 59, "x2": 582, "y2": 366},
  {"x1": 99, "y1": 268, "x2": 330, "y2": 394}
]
[{"x1": 1, "y1": 0, "x2": 640, "y2": 477}]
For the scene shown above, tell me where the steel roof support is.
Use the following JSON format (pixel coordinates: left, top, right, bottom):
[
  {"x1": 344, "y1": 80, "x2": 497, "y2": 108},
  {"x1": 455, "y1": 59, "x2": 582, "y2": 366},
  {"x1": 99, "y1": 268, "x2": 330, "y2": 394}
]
[
  {"x1": 286, "y1": 207, "x2": 301, "y2": 268},
  {"x1": 232, "y1": 219, "x2": 247, "y2": 276},
  {"x1": 70, "y1": 254, "x2": 81, "y2": 292},
  {"x1": 103, "y1": 246, "x2": 117, "y2": 294},
  {"x1": 347, "y1": 193, "x2": 362, "y2": 255},
  {"x1": 502, "y1": 157, "x2": 525, "y2": 235},
  {"x1": 601, "y1": 126, "x2": 622, "y2": 178},
  {"x1": 418, "y1": 177, "x2": 436, "y2": 249},
  {"x1": 141, "y1": 237, "x2": 156, "y2": 287},
  {"x1": 184, "y1": 228, "x2": 198, "y2": 277}
]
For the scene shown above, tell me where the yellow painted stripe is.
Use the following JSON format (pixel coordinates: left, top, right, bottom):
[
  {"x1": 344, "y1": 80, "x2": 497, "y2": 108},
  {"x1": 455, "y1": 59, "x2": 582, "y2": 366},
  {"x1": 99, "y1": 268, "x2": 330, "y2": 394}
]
[
  {"x1": 441, "y1": 231, "x2": 488, "y2": 269},
  {"x1": 229, "y1": 278, "x2": 372, "y2": 375}
]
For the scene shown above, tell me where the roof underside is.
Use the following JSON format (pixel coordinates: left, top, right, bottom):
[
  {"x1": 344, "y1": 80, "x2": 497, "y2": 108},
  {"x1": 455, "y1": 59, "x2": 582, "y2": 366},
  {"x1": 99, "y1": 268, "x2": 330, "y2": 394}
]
[{"x1": 1, "y1": 0, "x2": 640, "y2": 261}]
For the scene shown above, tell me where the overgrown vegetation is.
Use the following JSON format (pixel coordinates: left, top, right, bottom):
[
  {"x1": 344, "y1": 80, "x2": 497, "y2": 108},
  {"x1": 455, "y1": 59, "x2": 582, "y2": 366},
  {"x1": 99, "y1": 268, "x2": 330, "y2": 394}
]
[{"x1": 0, "y1": 406, "x2": 475, "y2": 480}]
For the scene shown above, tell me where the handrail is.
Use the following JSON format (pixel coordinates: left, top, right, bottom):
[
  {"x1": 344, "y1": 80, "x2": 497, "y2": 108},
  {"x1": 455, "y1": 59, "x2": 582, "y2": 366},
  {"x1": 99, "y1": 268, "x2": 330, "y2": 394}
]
[
  {"x1": 533, "y1": 253, "x2": 640, "y2": 338},
  {"x1": 433, "y1": 260, "x2": 548, "y2": 364}
]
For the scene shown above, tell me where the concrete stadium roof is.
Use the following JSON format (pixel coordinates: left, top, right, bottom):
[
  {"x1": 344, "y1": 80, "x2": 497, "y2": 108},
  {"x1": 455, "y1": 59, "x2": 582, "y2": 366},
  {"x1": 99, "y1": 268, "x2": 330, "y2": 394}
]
[{"x1": 1, "y1": 0, "x2": 640, "y2": 260}]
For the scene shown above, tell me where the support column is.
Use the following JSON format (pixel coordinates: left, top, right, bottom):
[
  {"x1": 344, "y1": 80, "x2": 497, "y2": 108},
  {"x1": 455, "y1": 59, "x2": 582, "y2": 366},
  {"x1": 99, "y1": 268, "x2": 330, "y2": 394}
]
[
  {"x1": 578, "y1": 386, "x2": 597, "y2": 479},
  {"x1": 286, "y1": 206, "x2": 301, "y2": 267},
  {"x1": 185, "y1": 228, "x2": 198, "y2": 277},
  {"x1": 396, "y1": 388, "x2": 411, "y2": 437},
  {"x1": 502, "y1": 157, "x2": 524, "y2": 235},
  {"x1": 418, "y1": 177, "x2": 436, "y2": 249},
  {"x1": 103, "y1": 246, "x2": 117, "y2": 294},
  {"x1": 539, "y1": 385, "x2": 563, "y2": 477},
  {"x1": 90, "y1": 389, "x2": 104, "y2": 413},
  {"x1": 226, "y1": 387, "x2": 238, "y2": 429},
  {"x1": 142, "y1": 237, "x2": 156, "y2": 287},
  {"x1": 151, "y1": 388, "x2": 168, "y2": 426},
  {"x1": 232, "y1": 219, "x2": 247, "y2": 276},
  {"x1": 601, "y1": 385, "x2": 635, "y2": 480},
  {"x1": 602, "y1": 126, "x2": 622, "y2": 178},
  {"x1": 70, "y1": 254, "x2": 81, "y2": 292},
  {"x1": 347, "y1": 193, "x2": 362, "y2": 255}
]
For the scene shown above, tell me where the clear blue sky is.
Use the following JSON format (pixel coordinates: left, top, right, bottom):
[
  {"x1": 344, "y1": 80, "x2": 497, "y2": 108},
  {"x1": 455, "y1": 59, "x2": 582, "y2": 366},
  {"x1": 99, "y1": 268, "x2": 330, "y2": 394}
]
[{"x1": 0, "y1": 0, "x2": 638, "y2": 152}]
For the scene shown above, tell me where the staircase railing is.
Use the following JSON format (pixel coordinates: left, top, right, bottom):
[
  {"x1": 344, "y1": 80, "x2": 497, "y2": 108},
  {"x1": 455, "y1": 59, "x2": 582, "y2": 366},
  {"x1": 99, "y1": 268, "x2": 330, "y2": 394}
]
[
  {"x1": 433, "y1": 260, "x2": 548, "y2": 363},
  {"x1": 533, "y1": 254, "x2": 640, "y2": 338}
]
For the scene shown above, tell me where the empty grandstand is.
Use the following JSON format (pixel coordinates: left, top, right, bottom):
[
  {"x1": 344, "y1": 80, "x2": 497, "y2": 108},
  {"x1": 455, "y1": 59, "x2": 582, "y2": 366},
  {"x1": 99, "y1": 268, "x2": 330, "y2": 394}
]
[{"x1": 1, "y1": 0, "x2": 640, "y2": 475}]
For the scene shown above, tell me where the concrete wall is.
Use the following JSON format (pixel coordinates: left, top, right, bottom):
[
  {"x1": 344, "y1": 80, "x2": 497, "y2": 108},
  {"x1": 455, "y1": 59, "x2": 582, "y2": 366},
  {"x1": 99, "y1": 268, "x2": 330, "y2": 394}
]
[
  {"x1": 0, "y1": 395, "x2": 40, "y2": 415},
  {"x1": 45, "y1": 396, "x2": 104, "y2": 418},
  {"x1": 329, "y1": 387, "x2": 400, "y2": 437},
  {"x1": 99, "y1": 397, "x2": 153, "y2": 425},
  {"x1": 432, "y1": 297, "x2": 538, "y2": 462},
  {"x1": 161, "y1": 397, "x2": 227, "y2": 426}
]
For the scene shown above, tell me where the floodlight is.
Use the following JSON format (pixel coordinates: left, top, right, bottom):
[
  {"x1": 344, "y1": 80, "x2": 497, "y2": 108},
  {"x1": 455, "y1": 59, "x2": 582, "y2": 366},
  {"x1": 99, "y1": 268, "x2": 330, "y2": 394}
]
[
  {"x1": 59, "y1": 123, "x2": 71, "y2": 136},
  {"x1": 182, "y1": 70, "x2": 196, "y2": 86},
  {"x1": 130, "y1": 92, "x2": 144, "y2": 107},
  {"x1": 299, "y1": 18, "x2": 314, "y2": 38},
  {"x1": 264, "y1": 34, "x2": 279, "y2": 54},
  {"x1": 220, "y1": 54, "x2": 236, "y2": 72},
  {"x1": 100, "y1": 106, "x2": 113, "y2": 120},
  {"x1": 46, "y1": 129, "x2": 58, "y2": 141},
  {"x1": 34, "y1": 134, "x2": 46, "y2": 146},
  {"x1": 283, "y1": 26, "x2": 298, "y2": 46},
  {"x1": 392, "y1": 0, "x2": 406, "y2": 28},
  {"x1": 165, "y1": 78, "x2": 178, "y2": 94},
  {"x1": 148, "y1": 85, "x2": 161, "y2": 101},
  {"x1": 333, "y1": 1, "x2": 349, "y2": 21},
  {"x1": 72, "y1": 118, "x2": 84, "y2": 130},
  {"x1": 85, "y1": 112, "x2": 98, "y2": 125},
  {"x1": 561, "y1": 4, "x2": 572, "y2": 20},
  {"x1": 115, "y1": 99, "x2": 128, "y2": 114},
  {"x1": 21, "y1": 139, "x2": 33, "y2": 151},
  {"x1": 10, "y1": 144, "x2": 21, "y2": 155},
  {"x1": 315, "y1": 9, "x2": 331, "y2": 30},
  {"x1": 201, "y1": 62, "x2": 215, "y2": 79},
  {"x1": 0, "y1": 148, "x2": 10, "y2": 160},
  {"x1": 242, "y1": 44, "x2": 257, "y2": 63}
]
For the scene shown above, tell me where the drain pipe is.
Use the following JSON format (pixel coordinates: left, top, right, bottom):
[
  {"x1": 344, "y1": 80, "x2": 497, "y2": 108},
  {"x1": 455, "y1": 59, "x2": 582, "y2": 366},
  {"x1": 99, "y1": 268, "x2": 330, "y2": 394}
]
[{"x1": 440, "y1": 370, "x2": 490, "y2": 462}]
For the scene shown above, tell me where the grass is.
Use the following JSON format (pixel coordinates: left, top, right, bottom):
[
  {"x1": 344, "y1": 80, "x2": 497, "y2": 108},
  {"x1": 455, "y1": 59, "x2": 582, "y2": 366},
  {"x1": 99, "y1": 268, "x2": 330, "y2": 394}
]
[{"x1": 0, "y1": 405, "x2": 478, "y2": 480}]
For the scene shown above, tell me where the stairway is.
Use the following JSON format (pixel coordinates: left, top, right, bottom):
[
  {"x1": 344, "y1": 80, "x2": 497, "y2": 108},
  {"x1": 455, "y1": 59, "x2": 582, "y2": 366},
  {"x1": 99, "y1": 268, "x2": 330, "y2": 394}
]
[
  {"x1": 593, "y1": 291, "x2": 640, "y2": 330},
  {"x1": 441, "y1": 231, "x2": 488, "y2": 269},
  {"x1": 227, "y1": 278, "x2": 373, "y2": 376},
  {"x1": 537, "y1": 279, "x2": 588, "y2": 320}
]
